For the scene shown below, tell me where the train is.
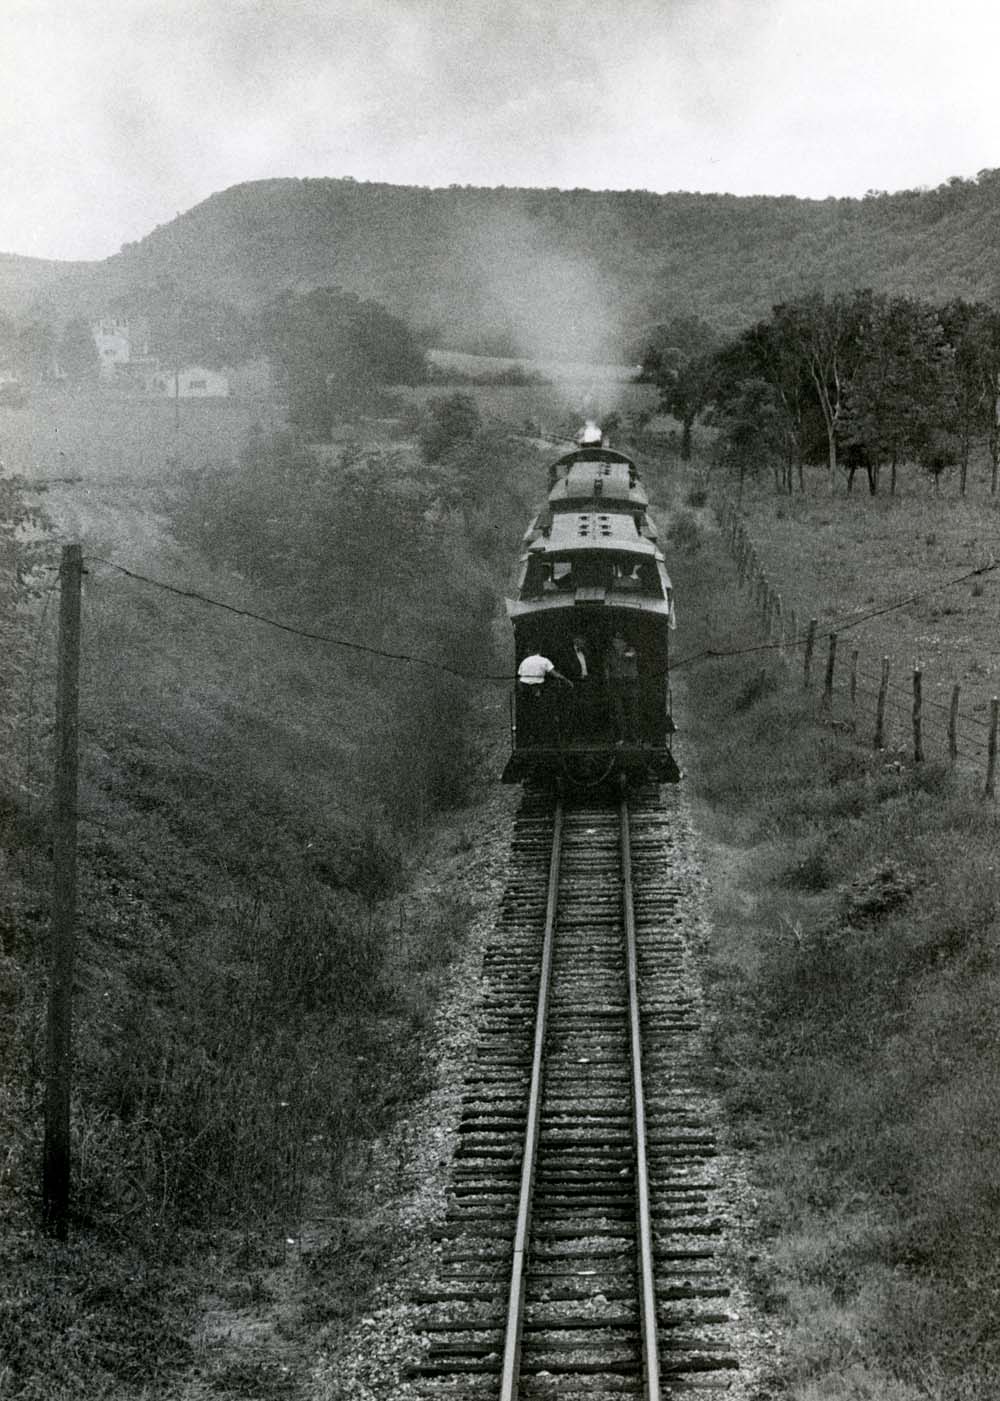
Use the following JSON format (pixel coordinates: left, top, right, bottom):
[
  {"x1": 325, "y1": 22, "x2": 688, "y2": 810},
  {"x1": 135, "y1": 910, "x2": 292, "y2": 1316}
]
[{"x1": 501, "y1": 431, "x2": 681, "y2": 786}]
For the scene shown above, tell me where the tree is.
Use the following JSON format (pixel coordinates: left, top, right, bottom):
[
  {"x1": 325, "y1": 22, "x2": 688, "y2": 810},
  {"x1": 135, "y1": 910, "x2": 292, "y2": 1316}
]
[
  {"x1": 417, "y1": 393, "x2": 482, "y2": 463},
  {"x1": 709, "y1": 375, "x2": 786, "y2": 503},
  {"x1": 640, "y1": 316, "x2": 721, "y2": 462},
  {"x1": 659, "y1": 354, "x2": 717, "y2": 461},
  {"x1": 13, "y1": 319, "x2": 55, "y2": 383},
  {"x1": 939, "y1": 300, "x2": 1000, "y2": 493},
  {"x1": 637, "y1": 314, "x2": 719, "y2": 380},
  {"x1": 257, "y1": 288, "x2": 426, "y2": 440},
  {"x1": 57, "y1": 317, "x2": 100, "y2": 384},
  {"x1": 714, "y1": 320, "x2": 826, "y2": 492},
  {"x1": 920, "y1": 428, "x2": 961, "y2": 494},
  {"x1": 772, "y1": 292, "x2": 869, "y2": 488},
  {"x1": 842, "y1": 295, "x2": 955, "y2": 494}
]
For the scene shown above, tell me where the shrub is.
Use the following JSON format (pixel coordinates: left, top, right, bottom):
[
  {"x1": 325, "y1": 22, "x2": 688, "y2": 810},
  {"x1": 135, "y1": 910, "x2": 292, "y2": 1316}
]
[
  {"x1": 667, "y1": 508, "x2": 702, "y2": 553},
  {"x1": 417, "y1": 392, "x2": 482, "y2": 463}
]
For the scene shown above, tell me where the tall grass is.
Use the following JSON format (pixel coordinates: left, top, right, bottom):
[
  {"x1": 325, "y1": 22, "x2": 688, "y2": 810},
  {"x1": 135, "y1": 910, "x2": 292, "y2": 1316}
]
[
  {"x1": 672, "y1": 511, "x2": 1000, "y2": 1399},
  {"x1": 1, "y1": 423, "x2": 535, "y2": 1397}
]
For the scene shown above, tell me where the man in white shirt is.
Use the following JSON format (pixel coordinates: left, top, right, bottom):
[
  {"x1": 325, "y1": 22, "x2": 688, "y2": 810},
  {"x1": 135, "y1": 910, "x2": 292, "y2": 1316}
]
[
  {"x1": 518, "y1": 652, "x2": 556, "y2": 685},
  {"x1": 517, "y1": 650, "x2": 572, "y2": 743}
]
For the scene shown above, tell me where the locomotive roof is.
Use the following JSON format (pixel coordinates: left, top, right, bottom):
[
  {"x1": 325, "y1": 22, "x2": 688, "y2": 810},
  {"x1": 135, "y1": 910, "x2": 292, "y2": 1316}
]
[
  {"x1": 548, "y1": 462, "x2": 649, "y2": 509},
  {"x1": 551, "y1": 446, "x2": 637, "y2": 471},
  {"x1": 527, "y1": 512, "x2": 661, "y2": 558}
]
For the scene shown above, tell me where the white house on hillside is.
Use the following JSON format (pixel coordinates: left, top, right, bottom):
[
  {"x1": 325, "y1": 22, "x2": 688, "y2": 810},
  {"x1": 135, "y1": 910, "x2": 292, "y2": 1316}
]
[
  {"x1": 92, "y1": 316, "x2": 152, "y2": 381},
  {"x1": 90, "y1": 315, "x2": 229, "y2": 397},
  {"x1": 149, "y1": 365, "x2": 230, "y2": 398}
]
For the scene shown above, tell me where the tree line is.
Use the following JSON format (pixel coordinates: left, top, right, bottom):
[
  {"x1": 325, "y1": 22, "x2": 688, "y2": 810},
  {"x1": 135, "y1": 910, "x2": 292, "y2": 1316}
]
[{"x1": 644, "y1": 292, "x2": 1000, "y2": 496}]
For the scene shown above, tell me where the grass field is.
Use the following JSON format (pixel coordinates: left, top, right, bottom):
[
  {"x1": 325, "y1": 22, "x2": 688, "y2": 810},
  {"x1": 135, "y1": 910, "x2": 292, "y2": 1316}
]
[
  {"x1": 668, "y1": 487, "x2": 1000, "y2": 1401},
  {"x1": 0, "y1": 389, "x2": 285, "y2": 481},
  {"x1": 412, "y1": 357, "x2": 659, "y2": 440},
  {"x1": 733, "y1": 474, "x2": 1000, "y2": 779}
]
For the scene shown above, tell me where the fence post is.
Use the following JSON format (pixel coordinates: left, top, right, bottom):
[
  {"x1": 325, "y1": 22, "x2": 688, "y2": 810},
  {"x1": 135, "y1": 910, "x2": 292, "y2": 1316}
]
[
  {"x1": 948, "y1": 684, "x2": 960, "y2": 764},
  {"x1": 912, "y1": 663, "x2": 923, "y2": 763},
  {"x1": 850, "y1": 648, "x2": 859, "y2": 726},
  {"x1": 44, "y1": 542, "x2": 83, "y2": 1239},
  {"x1": 987, "y1": 697, "x2": 999, "y2": 799},
  {"x1": 875, "y1": 656, "x2": 890, "y2": 749},
  {"x1": 803, "y1": 619, "x2": 817, "y2": 689},
  {"x1": 822, "y1": 632, "x2": 837, "y2": 712}
]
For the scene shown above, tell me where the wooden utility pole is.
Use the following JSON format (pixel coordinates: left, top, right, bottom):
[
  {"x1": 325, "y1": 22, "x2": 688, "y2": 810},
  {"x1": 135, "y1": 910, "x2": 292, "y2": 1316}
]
[{"x1": 43, "y1": 543, "x2": 83, "y2": 1238}]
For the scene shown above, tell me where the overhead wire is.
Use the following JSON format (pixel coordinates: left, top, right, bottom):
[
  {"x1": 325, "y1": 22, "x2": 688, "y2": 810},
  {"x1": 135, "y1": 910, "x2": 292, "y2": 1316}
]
[
  {"x1": 85, "y1": 556, "x2": 515, "y2": 681},
  {"x1": 86, "y1": 537, "x2": 1000, "y2": 698}
]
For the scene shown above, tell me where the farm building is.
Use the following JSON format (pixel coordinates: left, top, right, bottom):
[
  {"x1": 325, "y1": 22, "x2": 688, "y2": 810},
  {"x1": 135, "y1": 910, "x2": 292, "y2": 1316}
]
[{"x1": 149, "y1": 365, "x2": 230, "y2": 398}]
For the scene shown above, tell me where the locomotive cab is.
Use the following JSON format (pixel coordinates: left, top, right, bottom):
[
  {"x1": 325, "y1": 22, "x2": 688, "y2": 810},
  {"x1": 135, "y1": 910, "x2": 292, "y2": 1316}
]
[{"x1": 502, "y1": 509, "x2": 679, "y2": 786}]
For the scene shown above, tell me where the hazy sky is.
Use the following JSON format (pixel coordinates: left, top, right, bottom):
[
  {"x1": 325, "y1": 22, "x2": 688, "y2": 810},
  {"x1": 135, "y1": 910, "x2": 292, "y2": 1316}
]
[{"x1": 4, "y1": 0, "x2": 1000, "y2": 262}]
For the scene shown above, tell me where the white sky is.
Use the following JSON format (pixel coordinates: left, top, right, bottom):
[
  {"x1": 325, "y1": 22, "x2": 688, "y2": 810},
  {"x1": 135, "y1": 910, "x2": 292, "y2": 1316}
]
[{"x1": 3, "y1": 0, "x2": 1000, "y2": 261}]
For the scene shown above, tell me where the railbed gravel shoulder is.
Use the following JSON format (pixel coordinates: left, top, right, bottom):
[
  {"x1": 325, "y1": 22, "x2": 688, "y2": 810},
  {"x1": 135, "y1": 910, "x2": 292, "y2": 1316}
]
[{"x1": 311, "y1": 779, "x2": 783, "y2": 1400}]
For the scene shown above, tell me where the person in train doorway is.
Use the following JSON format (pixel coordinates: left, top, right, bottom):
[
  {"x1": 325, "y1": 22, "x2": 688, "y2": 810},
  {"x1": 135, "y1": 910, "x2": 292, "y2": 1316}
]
[
  {"x1": 565, "y1": 634, "x2": 594, "y2": 737},
  {"x1": 517, "y1": 649, "x2": 573, "y2": 744},
  {"x1": 605, "y1": 632, "x2": 640, "y2": 745}
]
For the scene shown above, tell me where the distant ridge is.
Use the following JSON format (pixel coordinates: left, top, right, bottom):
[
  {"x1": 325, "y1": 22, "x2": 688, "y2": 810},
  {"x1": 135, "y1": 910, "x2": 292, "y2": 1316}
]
[
  {"x1": 9, "y1": 172, "x2": 1000, "y2": 351},
  {"x1": 0, "y1": 251, "x2": 95, "y2": 316}
]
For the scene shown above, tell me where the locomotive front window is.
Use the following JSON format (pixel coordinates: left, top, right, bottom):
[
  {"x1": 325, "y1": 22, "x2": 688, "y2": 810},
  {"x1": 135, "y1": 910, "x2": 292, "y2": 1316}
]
[{"x1": 521, "y1": 553, "x2": 666, "y2": 599}]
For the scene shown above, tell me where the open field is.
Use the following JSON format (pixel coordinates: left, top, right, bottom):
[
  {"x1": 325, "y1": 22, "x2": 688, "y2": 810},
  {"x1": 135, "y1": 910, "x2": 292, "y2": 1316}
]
[
  {"x1": 411, "y1": 357, "x2": 659, "y2": 438},
  {"x1": 732, "y1": 480, "x2": 1000, "y2": 776},
  {"x1": 667, "y1": 497, "x2": 1000, "y2": 1401},
  {"x1": 0, "y1": 390, "x2": 289, "y2": 569},
  {"x1": 428, "y1": 347, "x2": 642, "y2": 381},
  {"x1": 0, "y1": 390, "x2": 285, "y2": 481}
]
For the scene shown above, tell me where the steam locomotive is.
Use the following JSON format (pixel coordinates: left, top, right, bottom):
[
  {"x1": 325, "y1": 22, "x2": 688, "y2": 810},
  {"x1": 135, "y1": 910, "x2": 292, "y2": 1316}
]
[{"x1": 501, "y1": 432, "x2": 680, "y2": 785}]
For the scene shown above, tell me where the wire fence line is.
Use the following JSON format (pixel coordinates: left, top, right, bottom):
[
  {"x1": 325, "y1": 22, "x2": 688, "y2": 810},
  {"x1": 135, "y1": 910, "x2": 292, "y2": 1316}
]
[
  {"x1": 17, "y1": 508, "x2": 1000, "y2": 792},
  {"x1": 719, "y1": 500, "x2": 1000, "y2": 795}
]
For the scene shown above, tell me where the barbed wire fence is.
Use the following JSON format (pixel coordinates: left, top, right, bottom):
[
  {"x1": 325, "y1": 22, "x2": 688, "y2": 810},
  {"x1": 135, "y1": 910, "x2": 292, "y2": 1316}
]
[{"x1": 717, "y1": 500, "x2": 1000, "y2": 798}]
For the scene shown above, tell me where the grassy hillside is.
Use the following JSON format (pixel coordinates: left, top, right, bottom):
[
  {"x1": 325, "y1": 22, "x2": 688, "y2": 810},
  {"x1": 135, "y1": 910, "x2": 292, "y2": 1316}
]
[
  {"x1": 15, "y1": 170, "x2": 1000, "y2": 354},
  {"x1": 667, "y1": 483, "x2": 1000, "y2": 1400},
  {"x1": 0, "y1": 388, "x2": 549, "y2": 1398},
  {"x1": 0, "y1": 253, "x2": 94, "y2": 316}
]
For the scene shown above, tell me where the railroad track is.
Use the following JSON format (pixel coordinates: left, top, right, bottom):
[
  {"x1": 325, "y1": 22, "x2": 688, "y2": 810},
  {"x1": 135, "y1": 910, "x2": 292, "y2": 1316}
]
[{"x1": 410, "y1": 786, "x2": 742, "y2": 1398}]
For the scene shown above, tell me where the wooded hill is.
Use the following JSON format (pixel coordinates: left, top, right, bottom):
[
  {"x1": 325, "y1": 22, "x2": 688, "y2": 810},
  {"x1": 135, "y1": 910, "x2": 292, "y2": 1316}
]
[{"x1": 8, "y1": 170, "x2": 1000, "y2": 353}]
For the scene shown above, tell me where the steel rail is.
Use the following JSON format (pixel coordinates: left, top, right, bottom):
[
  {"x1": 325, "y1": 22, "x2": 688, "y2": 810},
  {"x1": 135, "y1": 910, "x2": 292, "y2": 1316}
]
[
  {"x1": 498, "y1": 799, "x2": 564, "y2": 1401},
  {"x1": 620, "y1": 793, "x2": 662, "y2": 1400}
]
